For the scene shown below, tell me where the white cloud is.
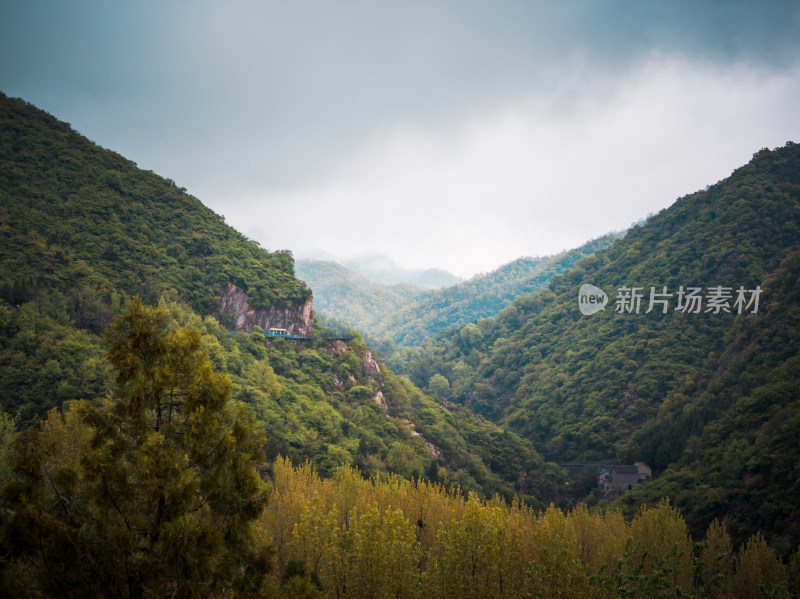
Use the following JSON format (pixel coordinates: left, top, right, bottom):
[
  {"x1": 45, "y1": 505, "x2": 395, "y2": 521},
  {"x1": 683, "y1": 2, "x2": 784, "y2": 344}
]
[
  {"x1": 222, "y1": 54, "x2": 800, "y2": 278},
  {"x1": 5, "y1": 3, "x2": 798, "y2": 279}
]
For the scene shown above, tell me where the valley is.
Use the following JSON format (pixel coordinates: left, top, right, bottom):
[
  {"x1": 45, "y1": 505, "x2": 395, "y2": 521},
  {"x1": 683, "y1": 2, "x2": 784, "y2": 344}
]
[{"x1": 1, "y1": 91, "x2": 798, "y2": 596}]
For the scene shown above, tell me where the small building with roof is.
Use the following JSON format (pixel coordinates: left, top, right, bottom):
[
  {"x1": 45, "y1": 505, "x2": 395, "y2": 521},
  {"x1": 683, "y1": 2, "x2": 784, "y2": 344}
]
[{"x1": 597, "y1": 463, "x2": 652, "y2": 499}]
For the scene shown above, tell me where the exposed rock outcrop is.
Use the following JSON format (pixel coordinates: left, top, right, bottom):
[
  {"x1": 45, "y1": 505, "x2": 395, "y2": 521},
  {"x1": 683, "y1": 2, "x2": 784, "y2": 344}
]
[
  {"x1": 219, "y1": 283, "x2": 313, "y2": 335},
  {"x1": 364, "y1": 350, "x2": 380, "y2": 378},
  {"x1": 426, "y1": 442, "x2": 442, "y2": 459}
]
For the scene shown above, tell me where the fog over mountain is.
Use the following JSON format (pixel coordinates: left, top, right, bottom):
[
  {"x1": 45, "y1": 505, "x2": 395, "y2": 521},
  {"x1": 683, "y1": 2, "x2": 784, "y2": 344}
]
[
  {"x1": 338, "y1": 254, "x2": 460, "y2": 289},
  {"x1": 2, "y1": 1, "x2": 798, "y2": 276}
]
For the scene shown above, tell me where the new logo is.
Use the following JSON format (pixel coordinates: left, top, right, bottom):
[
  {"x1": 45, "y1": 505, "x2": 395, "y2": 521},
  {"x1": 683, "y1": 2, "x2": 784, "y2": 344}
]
[{"x1": 578, "y1": 284, "x2": 608, "y2": 315}]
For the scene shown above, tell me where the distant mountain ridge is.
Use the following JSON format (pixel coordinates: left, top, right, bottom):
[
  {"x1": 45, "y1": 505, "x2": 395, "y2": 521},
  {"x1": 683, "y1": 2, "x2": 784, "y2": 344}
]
[
  {"x1": 340, "y1": 253, "x2": 460, "y2": 288},
  {"x1": 299, "y1": 234, "x2": 621, "y2": 348},
  {"x1": 373, "y1": 233, "x2": 622, "y2": 346},
  {"x1": 294, "y1": 259, "x2": 427, "y2": 332}
]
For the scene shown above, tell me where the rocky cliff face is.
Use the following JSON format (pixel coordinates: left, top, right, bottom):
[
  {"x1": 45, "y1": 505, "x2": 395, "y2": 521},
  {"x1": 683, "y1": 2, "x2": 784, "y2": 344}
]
[{"x1": 219, "y1": 283, "x2": 313, "y2": 335}]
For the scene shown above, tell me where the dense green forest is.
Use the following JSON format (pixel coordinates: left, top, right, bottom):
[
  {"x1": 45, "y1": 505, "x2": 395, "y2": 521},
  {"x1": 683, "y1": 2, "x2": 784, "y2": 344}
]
[
  {"x1": 6, "y1": 300, "x2": 799, "y2": 597},
  {"x1": 0, "y1": 91, "x2": 560, "y2": 499},
  {"x1": 2, "y1": 91, "x2": 800, "y2": 596},
  {"x1": 371, "y1": 235, "x2": 622, "y2": 348},
  {"x1": 298, "y1": 233, "x2": 620, "y2": 352},
  {"x1": 400, "y1": 142, "x2": 800, "y2": 553},
  {"x1": 619, "y1": 247, "x2": 800, "y2": 556},
  {"x1": 0, "y1": 93, "x2": 309, "y2": 315}
]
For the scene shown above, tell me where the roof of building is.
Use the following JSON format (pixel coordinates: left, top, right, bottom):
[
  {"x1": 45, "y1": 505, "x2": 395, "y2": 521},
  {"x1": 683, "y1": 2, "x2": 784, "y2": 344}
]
[{"x1": 610, "y1": 465, "x2": 639, "y2": 474}]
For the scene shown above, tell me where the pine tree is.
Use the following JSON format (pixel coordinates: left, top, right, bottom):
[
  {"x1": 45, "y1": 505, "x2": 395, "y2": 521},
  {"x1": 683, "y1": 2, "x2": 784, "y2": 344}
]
[{"x1": 1, "y1": 298, "x2": 271, "y2": 597}]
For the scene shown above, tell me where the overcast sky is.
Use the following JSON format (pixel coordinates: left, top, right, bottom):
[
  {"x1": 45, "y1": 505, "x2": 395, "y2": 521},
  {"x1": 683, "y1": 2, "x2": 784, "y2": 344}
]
[{"x1": 2, "y1": 1, "x2": 799, "y2": 277}]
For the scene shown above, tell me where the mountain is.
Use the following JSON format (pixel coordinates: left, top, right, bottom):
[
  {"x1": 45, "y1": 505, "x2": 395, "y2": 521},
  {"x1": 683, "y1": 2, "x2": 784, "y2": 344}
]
[
  {"x1": 372, "y1": 234, "x2": 622, "y2": 347},
  {"x1": 298, "y1": 235, "x2": 620, "y2": 351},
  {"x1": 0, "y1": 96, "x2": 310, "y2": 317},
  {"x1": 0, "y1": 91, "x2": 308, "y2": 424},
  {"x1": 340, "y1": 253, "x2": 460, "y2": 288},
  {"x1": 620, "y1": 246, "x2": 800, "y2": 555},
  {"x1": 0, "y1": 91, "x2": 561, "y2": 503},
  {"x1": 404, "y1": 142, "x2": 800, "y2": 551},
  {"x1": 294, "y1": 259, "x2": 426, "y2": 332},
  {"x1": 2, "y1": 92, "x2": 799, "y2": 593}
]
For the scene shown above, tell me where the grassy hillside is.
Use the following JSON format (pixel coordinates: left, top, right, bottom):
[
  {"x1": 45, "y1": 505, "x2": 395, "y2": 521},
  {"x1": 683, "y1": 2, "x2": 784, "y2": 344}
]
[{"x1": 404, "y1": 142, "x2": 800, "y2": 549}]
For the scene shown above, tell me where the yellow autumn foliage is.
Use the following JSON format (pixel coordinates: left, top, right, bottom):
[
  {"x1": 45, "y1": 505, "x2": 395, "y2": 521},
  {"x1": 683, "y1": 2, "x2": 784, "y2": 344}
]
[{"x1": 259, "y1": 458, "x2": 797, "y2": 599}]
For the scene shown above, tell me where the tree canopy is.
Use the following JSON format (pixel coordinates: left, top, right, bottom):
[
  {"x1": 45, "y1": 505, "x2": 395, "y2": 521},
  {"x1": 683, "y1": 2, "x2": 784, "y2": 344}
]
[{"x1": 1, "y1": 298, "x2": 271, "y2": 597}]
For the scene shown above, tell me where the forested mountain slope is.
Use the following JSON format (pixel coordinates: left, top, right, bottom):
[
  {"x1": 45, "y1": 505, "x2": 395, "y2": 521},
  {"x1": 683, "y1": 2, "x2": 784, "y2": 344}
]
[
  {"x1": 620, "y1": 246, "x2": 800, "y2": 554},
  {"x1": 295, "y1": 259, "x2": 426, "y2": 332},
  {"x1": 0, "y1": 90, "x2": 307, "y2": 425},
  {"x1": 2, "y1": 93, "x2": 799, "y2": 595},
  {"x1": 0, "y1": 94, "x2": 309, "y2": 315},
  {"x1": 371, "y1": 234, "x2": 621, "y2": 347},
  {"x1": 405, "y1": 142, "x2": 800, "y2": 549},
  {"x1": 0, "y1": 92, "x2": 561, "y2": 502},
  {"x1": 299, "y1": 235, "x2": 619, "y2": 349}
]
